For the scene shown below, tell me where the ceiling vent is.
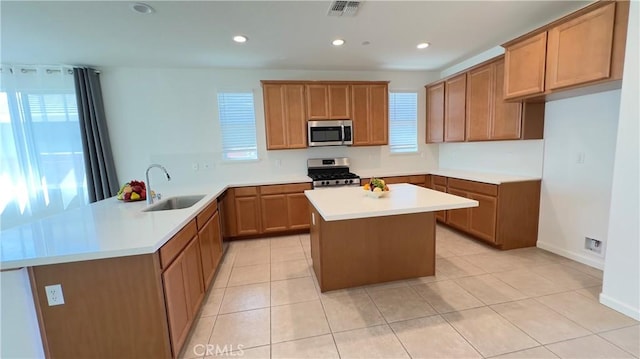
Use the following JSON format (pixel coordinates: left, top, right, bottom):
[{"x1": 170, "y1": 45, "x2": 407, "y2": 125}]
[{"x1": 327, "y1": 1, "x2": 361, "y2": 17}]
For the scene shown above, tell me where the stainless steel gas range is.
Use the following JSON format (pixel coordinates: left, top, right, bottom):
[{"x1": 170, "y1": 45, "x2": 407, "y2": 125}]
[{"x1": 307, "y1": 157, "x2": 360, "y2": 189}]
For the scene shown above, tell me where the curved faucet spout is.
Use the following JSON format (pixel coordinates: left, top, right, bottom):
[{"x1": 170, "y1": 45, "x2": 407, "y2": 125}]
[{"x1": 146, "y1": 164, "x2": 171, "y2": 205}]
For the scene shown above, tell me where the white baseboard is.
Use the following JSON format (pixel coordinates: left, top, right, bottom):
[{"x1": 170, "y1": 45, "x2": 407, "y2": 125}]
[
  {"x1": 599, "y1": 292, "x2": 640, "y2": 321},
  {"x1": 536, "y1": 241, "x2": 605, "y2": 270}
]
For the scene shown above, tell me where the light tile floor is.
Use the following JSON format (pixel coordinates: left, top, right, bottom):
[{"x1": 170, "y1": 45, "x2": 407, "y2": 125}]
[{"x1": 180, "y1": 225, "x2": 639, "y2": 359}]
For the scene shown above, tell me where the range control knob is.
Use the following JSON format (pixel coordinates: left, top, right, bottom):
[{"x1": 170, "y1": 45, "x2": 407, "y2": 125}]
[
  {"x1": 348, "y1": 179, "x2": 353, "y2": 184},
  {"x1": 335, "y1": 180, "x2": 340, "y2": 184}
]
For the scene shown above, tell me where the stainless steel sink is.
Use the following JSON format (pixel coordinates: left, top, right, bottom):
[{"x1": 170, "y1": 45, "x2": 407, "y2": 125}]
[{"x1": 143, "y1": 195, "x2": 206, "y2": 212}]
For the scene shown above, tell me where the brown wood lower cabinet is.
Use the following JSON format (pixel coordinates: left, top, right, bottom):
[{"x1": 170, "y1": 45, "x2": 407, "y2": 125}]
[
  {"x1": 261, "y1": 183, "x2": 312, "y2": 233},
  {"x1": 431, "y1": 175, "x2": 448, "y2": 223},
  {"x1": 30, "y1": 201, "x2": 225, "y2": 359},
  {"x1": 446, "y1": 188, "x2": 470, "y2": 230},
  {"x1": 198, "y1": 211, "x2": 222, "y2": 291},
  {"x1": 360, "y1": 175, "x2": 428, "y2": 187},
  {"x1": 163, "y1": 244, "x2": 193, "y2": 355},
  {"x1": 222, "y1": 183, "x2": 312, "y2": 239},
  {"x1": 235, "y1": 188, "x2": 262, "y2": 236},
  {"x1": 261, "y1": 194, "x2": 289, "y2": 233},
  {"x1": 437, "y1": 176, "x2": 541, "y2": 249},
  {"x1": 288, "y1": 192, "x2": 312, "y2": 230},
  {"x1": 468, "y1": 192, "x2": 498, "y2": 243}
]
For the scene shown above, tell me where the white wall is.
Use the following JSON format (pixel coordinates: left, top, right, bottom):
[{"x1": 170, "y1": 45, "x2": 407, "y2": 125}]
[
  {"x1": 440, "y1": 46, "x2": 505, "y2": 78},
  {"x1": 537, "y1": 90, "x2": 621, "y2": 269},
  {"x1": 0, "y1": 268, "x2": 45, "y2": 358},
  {"x1": 437, "y1": 36, "x2": 627, "y2": 273},
  {"x1": 439, "y1": 140, "x2": 544, "y2": 177},
  {"x1": 601, "y1": 0, "x2": 639, "y2": 320},
  {"x1": 100, "y1": 68, "x2": 440, "y2": 189}
]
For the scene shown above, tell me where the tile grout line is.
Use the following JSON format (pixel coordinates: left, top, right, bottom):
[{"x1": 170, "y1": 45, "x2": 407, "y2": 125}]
[
  {"x1": 211, "y1": 232, "x2": 618, "y2": 358},
  {"x1": 594, "y1": 327, "x2": 640, "y2": 358},
  {"x1": 438, "y1": 307, "x2": 490, "y2": 359},
  {"x1": 309, "y1": 265, "x2": 342, "y2": 359},
  {"x1": 362, "y1": 282, "x2": 414, "y2": 358}
]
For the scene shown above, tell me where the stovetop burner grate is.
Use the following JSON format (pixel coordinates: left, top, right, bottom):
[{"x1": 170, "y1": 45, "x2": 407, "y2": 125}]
[{"x1": 307, "y1": 157, "x2": 360, "y2": 188}]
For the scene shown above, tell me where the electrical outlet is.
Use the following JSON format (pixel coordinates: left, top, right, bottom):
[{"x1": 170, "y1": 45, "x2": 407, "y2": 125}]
[
  {"x1": 45, "y1": 284, "x2": 65, "y2": 306},
  {"x1": 584, "y1": 237, "x2": 602, "y2": 254},
  {"x1": 275, "y1": 159, "x2": 282, "y2": 167}
]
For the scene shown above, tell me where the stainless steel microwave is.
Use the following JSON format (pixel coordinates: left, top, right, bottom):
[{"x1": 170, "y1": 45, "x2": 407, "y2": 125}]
[{"x1": 308, "y1": 120, "x2": 353, "y2": 147}]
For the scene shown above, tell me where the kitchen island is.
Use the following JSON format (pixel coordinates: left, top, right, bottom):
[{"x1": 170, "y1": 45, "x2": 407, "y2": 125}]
[{"x1": 305, "y1": 183, "x2": 478, "y2": 292}]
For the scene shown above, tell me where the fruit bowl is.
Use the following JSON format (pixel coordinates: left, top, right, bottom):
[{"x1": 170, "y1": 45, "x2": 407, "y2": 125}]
[
  {"x1": 363, "y1": 177, "x2": 390, "y2": 199},
  {"x1": 365, "y1": 189, "x2": 388, "y2": 198},
  {"x1": 117, "y1": 180, "x2": 147, "y2": 202}
]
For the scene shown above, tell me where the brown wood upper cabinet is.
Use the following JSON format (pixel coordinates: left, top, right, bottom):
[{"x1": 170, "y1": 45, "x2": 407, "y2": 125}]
[
  {"x1": 351, "y1": 83, "x2": 389, "y2": 146},
  {"x1": 306, "y1": 83, "x2": 351, "y2": 119},
  {"x1": 262, "y1": 82, "x2": 307, "y2": 150},
  {"x1": 426, "y1": 82, "x2": 445, "y2": 143},
  {"x1": 467, "y1": 58, "x2": 545, "y2": 141},
  {"x1": 546, "y1": 3, "x2": 616, "y2": 90},
  {"x1": 503, "y1": 32, "x2": 547, "y2": 99},
  {"x1": 425, "y1": 74, "x2": 467, "y2": 144},
  {"x1": 503, "y1": 1, "x2": 628, "y2": 100},
  {"x1": 444, "y1": 74, "x2": 467, "y2": 142},
  {"x1": 427, "y1": 55, "x2": 545, "y2": 143}
]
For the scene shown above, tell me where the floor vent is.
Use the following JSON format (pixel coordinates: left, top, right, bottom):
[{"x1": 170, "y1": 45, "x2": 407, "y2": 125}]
[{"x1": 327, "y1": 1, "x2": 361, "y2": 17}]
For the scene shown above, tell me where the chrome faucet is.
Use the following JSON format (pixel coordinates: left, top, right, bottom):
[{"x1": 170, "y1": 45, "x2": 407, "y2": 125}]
[{"x1": 146, "y1": 164, "x2": 171, "y2": 205}]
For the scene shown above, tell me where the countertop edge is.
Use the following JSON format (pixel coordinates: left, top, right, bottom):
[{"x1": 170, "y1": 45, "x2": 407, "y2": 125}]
[
  {"x1": 316, "y1": 201, "x2": 479, "y2": 221},
  {"x1": 428, "y1": 169, "x2": 541, "y2": 184},
  {"x1": 1, "y1": 177, "x2": 313, "y2": 270}
]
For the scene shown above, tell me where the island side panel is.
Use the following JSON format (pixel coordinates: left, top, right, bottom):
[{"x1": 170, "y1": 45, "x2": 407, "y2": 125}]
[
  {"x1": 310, "y1": 208, "x2": 323, "y2": 287},
  {"x1": 29, "y1": 253, "x2": 172, "y2": 358},
  {"x1": 314, "y1": 211, "x2": 435, "y2": 292}
]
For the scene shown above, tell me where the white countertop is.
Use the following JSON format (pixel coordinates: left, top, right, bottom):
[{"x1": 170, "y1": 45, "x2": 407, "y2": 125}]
[
  {"x1": 0, "y1": 176, "x2": 311, "y2": 270},
  {"x1": 305, "y1": 183, "x2": 478, "y2": 221},
  {"x1": 428, "y1": 169, "x2": 540, "y2": 184},
  {"x1": 0, "y1": 167, "x2": 538, "y2": 270},
  {"x1": 355, "y1": 168, "x2": 540, "y2": 184}
]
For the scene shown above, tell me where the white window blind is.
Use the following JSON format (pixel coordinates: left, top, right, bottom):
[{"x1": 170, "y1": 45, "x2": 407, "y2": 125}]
[
  {"x1": 217, "y1": 92, "x2": 258, "y2": 161},
  {"x1": 389, "y1": 91, "x2": 418, "y2": 153}
]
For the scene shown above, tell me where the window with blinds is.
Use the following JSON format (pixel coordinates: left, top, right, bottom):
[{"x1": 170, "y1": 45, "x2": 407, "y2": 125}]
[
  {"x1": 389, "y1": 91, "x2": 418, "y2": 153},
  {"x1": 217, "y1": 91, "x2": 258, "y2": 161}
]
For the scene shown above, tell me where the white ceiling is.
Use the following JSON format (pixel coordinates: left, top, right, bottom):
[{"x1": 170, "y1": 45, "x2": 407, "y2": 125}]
[{"x1": 1, "y1": 1, "x2": 590, "y2": 72}]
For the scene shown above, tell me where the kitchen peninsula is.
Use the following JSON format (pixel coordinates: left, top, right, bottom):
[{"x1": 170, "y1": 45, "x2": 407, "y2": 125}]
[{"x1": 305, "y1": 183, "x2": 478, "y2": 292}]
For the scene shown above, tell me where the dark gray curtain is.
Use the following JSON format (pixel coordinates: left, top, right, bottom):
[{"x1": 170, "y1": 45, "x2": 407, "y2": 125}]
[{"x1": 74, "y1": 68, "x2": 119, "y2": 202}]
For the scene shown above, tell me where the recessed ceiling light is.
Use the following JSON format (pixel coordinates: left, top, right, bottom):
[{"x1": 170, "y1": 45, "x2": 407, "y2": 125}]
[
  {"x1": 332, "y1": 39, "x2": 345, "y2": 46},
  {"x1": 417, "y1": 42, "x2": 430, "y2": 49},
  {"x1": 361, "y1": 41, "x2": 371, "y2": 46},
  {"x1": 233, "y1": 35, "x2": 248, "y2": 43},
  {"x1": 131, "y1": 2, "x2": 154, "y2": 14}
]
